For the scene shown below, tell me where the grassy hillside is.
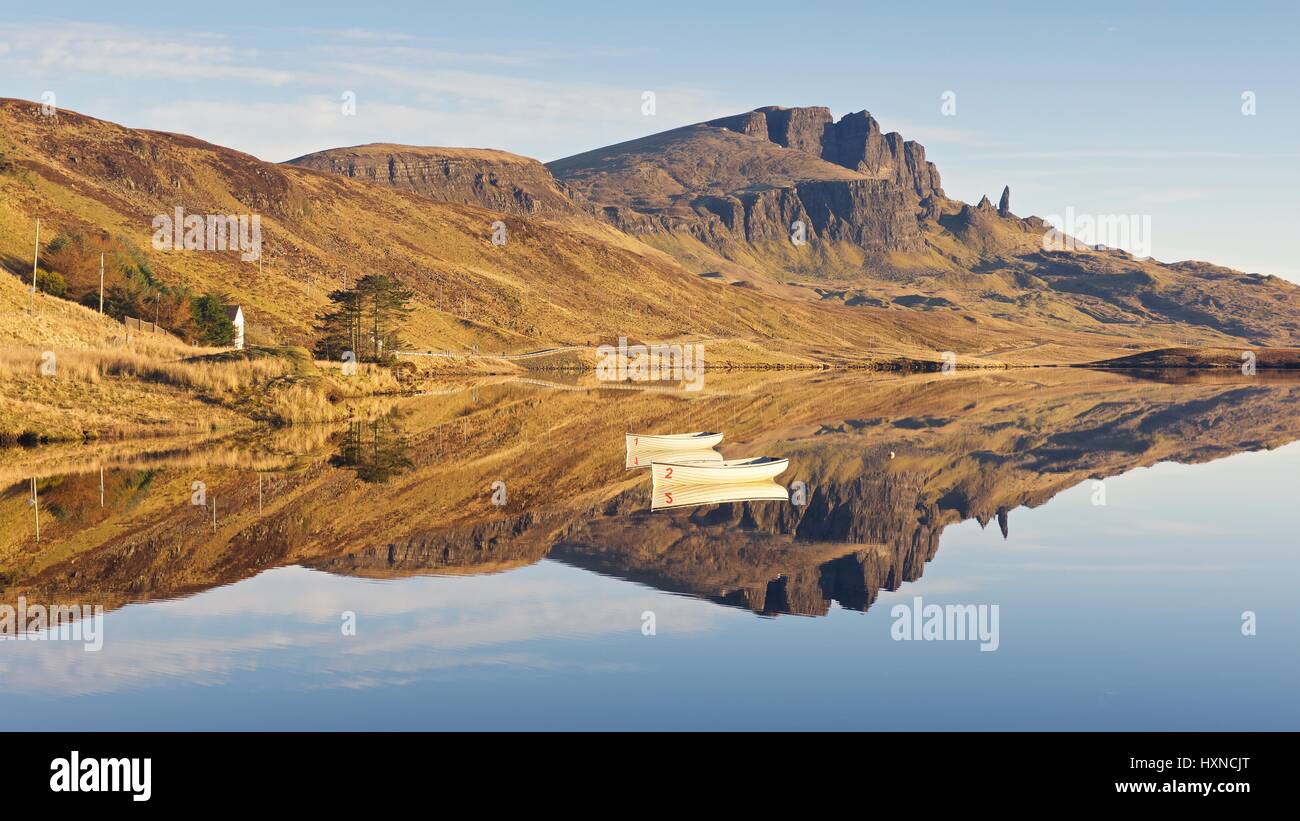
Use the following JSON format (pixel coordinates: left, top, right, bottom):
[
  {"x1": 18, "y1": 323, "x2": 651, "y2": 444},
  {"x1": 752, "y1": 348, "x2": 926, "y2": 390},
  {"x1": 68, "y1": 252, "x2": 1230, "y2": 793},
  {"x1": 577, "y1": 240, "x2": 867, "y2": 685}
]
[
  {"x1": 4, "y1": 97, "x2": 1277, "y2": 373},
  {"x1": 0, "y1": 270, "x2": 402, "y2": 442}
]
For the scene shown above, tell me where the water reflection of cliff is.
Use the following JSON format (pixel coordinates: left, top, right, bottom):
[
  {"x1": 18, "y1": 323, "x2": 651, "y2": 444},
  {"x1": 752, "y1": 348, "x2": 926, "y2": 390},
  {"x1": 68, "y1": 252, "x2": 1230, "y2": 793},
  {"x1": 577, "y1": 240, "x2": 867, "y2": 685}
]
[{"x1": 2, "y1": 370, "x2": 1297, "y2": 619}]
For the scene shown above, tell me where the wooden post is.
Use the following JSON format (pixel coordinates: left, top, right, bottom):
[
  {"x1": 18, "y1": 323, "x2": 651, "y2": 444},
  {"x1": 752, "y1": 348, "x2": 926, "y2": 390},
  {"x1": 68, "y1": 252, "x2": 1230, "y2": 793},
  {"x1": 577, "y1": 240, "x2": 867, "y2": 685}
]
[
  {"x1": 100, "y1": 466, "x2": 104, "y2": 507},
  {"x1": 258, "y1": 474, "x2": 263, "y2": 514},
  {"x1": 212, "y1": 496, "x2": 217, "y2": 531},
  {"x1": 30, "y1": 218, "x2": 39, "y2": 310},
  {"x1": 98, "y1": 252, "x2": 105, "y2": 313},
  {"x1": 31, "y1": 478, "x2": 40, "y2": 542}
]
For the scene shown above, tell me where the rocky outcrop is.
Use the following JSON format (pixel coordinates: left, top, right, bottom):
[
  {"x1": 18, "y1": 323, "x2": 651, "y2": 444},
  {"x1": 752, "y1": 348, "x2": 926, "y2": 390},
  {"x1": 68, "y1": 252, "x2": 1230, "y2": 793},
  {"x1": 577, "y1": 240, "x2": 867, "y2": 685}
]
[
  {"x1": 552, "y1": 106, "x2": 947, "y2": 253},
  {"x1": 708, "y1": 106, "x2": 945, "y2": 201},
  {"x1": 588, "y1": 178, "x2": 924, "y2": 252},
  {"x1": 705, "y1": 110, "x2": 770, "y2": 139},
  {"x1": 287, "y1": 144, "x2": 584, "y2": 217},
  {"x1": 820, "y1": 111, "x2": 945, "y2": 201},
  {"x1": 793, "y1": 179, "x2": 924, "y2": 249},
  {"x1": 998, "y1": 185, "x2": 1011, "y2": 218},
  {"x1": 757, "y1": 105, "x2": 834, "y2": 155}
]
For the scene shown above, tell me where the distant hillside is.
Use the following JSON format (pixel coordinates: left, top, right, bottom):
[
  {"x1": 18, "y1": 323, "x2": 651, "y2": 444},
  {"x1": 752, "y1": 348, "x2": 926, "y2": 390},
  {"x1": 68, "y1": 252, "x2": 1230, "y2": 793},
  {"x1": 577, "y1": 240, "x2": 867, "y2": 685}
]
[
  {"x1": 286, "y1": 143, "x2": 587, "y2": 217},
  {"x1": 2, "y1": 98, "x2": 1296, "y2": 368},
  {"x1": 0, "y1": 99, "x2": 842, "y2": 357},
  {"x1": 548, "y1": 105, "x2": 1300, "y2": 348}
]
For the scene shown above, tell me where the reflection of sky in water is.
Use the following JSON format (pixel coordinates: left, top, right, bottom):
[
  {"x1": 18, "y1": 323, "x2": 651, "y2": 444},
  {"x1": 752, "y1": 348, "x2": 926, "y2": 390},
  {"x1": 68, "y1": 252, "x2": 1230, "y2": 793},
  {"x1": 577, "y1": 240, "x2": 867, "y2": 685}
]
[{"x1": 1, "y1": 442, "x2": 1296, "y2": 731}]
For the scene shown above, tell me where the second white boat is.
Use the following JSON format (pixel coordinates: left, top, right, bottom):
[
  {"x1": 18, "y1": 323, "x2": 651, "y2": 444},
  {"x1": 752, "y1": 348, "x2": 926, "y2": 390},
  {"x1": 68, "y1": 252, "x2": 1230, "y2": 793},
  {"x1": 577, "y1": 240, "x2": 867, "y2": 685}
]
[{"x1": 651, "y1": 457, "x2": 789, "y2": 484}]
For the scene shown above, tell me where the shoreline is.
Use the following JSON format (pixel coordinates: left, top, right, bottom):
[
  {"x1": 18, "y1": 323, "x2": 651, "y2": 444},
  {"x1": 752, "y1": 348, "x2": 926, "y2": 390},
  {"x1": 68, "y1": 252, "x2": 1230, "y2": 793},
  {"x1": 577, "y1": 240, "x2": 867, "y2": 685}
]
[{"x1": 5, "y1": 361, "x2": 1297, "y2": 448}]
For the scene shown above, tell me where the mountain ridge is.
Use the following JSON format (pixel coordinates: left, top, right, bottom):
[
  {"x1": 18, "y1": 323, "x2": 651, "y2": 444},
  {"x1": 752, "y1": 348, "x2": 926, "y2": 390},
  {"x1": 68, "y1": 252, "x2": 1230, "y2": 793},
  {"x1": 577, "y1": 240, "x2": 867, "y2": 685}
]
[
  {"x1": 287, "y1": 143, "x2": 588, "y2": 218},
  {"x1": 2, "y1": 97, "x2": 1297, "y2": 367}
]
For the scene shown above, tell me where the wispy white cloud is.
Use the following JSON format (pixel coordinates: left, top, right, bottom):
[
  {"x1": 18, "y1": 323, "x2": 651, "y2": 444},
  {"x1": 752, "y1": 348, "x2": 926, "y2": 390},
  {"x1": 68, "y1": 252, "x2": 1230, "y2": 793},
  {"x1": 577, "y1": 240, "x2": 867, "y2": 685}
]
[
  {"x1": 0, "y1": 21, "x2": 301, "y2": 85},
  {"x1": 0, "y1": 564, "x2": 729, "y2": 697},
  {"x1": 0, "y1": 20, "x2": 734, "y2": 161},
  {"x1": 135, "y1": 93, "x2": 724, "y2": 162}
]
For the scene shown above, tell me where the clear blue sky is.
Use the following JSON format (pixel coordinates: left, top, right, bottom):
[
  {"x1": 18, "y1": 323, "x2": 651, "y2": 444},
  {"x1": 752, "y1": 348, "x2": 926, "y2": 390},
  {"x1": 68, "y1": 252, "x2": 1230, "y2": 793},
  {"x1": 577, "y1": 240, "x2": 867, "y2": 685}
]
[{"x1": 3, "y1": 1, "x2": 1297, "y2": 279}]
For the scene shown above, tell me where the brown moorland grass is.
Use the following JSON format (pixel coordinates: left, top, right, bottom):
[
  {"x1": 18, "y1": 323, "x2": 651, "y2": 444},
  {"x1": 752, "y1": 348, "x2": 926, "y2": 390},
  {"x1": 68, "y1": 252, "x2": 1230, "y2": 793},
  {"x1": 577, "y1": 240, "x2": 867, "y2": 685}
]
[
  {"x1": 1, "y1": 343, "x2": 403, "y2": 442},
  {"x1": 10, "y1": 98, "x2": 1285, "y2": 371},
  {"x1": 1, "y1": 261, "x2": 408, "y2": 440}
]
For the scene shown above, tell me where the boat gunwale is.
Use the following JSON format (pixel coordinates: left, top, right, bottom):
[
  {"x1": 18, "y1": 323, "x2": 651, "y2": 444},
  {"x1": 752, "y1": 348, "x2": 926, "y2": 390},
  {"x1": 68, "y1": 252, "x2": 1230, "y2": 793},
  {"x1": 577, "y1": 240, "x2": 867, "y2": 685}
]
[{"x1": 650, "y1": 456, "x2": 788, "y2": 468}]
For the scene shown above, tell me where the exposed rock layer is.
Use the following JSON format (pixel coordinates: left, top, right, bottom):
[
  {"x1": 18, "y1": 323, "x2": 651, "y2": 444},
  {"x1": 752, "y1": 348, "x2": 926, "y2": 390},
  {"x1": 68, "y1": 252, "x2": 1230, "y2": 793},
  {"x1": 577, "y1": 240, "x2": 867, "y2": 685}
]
[{"x1": 288, "y1": 144, "x2": 584, "y2": 217}]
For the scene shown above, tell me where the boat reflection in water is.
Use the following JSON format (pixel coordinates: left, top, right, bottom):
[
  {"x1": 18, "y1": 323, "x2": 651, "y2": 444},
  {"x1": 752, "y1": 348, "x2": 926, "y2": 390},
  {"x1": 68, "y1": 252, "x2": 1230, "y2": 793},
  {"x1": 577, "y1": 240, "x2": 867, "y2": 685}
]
[
  {"x1": 648, "y1": 451, "x2": 791, "y2": 511},
  {"x1": 625, "y1": 445, "x2": 724, "y2": 470},
  {"x1": 650, "y1": 476, "x2": 790, "y2": 511}
]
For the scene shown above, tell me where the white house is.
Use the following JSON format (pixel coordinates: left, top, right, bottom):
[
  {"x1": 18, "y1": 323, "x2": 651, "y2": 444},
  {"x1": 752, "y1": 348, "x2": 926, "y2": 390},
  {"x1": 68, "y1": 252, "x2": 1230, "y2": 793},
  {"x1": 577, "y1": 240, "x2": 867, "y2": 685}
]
[{"x1": 225, "y1": 305, "x2": 245, "y2": 349}]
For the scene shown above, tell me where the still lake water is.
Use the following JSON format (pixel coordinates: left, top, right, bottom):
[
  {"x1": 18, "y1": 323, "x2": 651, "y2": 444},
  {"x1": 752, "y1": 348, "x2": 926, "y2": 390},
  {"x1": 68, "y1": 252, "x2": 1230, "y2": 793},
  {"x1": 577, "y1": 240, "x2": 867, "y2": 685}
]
[{"x1": 1, "y1": 368, "x2": 1297, "y2": 730}]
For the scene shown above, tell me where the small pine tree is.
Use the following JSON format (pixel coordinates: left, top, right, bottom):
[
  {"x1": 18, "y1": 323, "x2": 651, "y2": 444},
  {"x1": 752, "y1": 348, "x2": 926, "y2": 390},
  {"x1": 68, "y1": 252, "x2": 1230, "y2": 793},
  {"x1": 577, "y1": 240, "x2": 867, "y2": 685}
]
[
  {"x1": 315, "y1": 273, "x2": 414, "y2": 363},
  {"x1": 190, "y1": 293, "x2": 235, "y2": 347},
  {"x1": 314, "y1": 287, "x2": 364, "y2": 362}
]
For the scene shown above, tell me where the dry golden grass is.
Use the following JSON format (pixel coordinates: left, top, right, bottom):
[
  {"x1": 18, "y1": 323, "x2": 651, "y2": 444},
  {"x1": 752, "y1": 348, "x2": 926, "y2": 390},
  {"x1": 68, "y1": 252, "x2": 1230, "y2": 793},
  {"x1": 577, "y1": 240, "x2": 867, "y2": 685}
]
[
  {"x1": 0, "y1": 265, "x2": 411, "y2": 441},
  {"x1": 0, "y1": 345, "x2": 284, "y2": 390},
  {"x1": 1, "y1": 343, "x2": 405, "y2": 441},
  {"x1": 1, "y1": 98, "x2": 1211, "y2": 370}
]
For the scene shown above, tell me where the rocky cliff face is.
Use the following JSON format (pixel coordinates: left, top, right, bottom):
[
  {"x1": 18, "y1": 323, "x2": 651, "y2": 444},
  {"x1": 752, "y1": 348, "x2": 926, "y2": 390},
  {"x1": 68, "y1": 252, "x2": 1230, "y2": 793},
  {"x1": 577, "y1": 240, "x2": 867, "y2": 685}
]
[
  {"x1": 546, "y1": 102, "x2": 1300, "y2": 348},
  {"x1": 287, "y1": 144, "x2": 584, "y2": 217},
  {"x1": 550, "y1": 110, "x2": 938, "y2": 253},
  {"x1": 650, "y1": 178, "x2": 924, "y2": 250},
  {"x1": 705, "y1": 106, "x2": 944, "y2": 202}
]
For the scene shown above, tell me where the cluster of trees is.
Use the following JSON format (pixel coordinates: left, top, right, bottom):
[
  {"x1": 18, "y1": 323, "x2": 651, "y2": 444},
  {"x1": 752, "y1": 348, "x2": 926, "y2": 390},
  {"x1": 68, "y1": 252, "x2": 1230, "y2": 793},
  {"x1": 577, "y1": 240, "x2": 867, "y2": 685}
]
[
  {"x1": 314, "y1": 274, "x2": 414, "y2": 364},
  {"x1": 37, "y1": 232, "x2": 234, "y2": 346},
  {"x1": 26, "y1": 233, "x2": 419, "y2": 356}
]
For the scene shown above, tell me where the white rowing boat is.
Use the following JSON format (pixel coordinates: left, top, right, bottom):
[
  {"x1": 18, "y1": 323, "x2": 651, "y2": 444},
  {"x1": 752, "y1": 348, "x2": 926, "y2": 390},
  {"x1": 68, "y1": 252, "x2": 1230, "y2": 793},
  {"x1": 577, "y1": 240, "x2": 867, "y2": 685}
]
[
  {"x1": 651, "y1": 480, "x2": 789, "y2": 511},
  {"x1": 651, "y1": 456, "x2": 789, "y2": 484},
  {"x1": 626, "y1": 431, "x2": 723, "y2": 450}
]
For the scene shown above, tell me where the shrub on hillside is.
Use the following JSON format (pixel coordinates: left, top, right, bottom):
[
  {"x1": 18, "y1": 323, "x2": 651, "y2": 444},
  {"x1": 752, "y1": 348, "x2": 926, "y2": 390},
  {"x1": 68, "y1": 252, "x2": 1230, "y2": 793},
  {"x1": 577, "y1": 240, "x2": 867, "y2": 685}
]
[
  {"x1": 34, "y1": 268, "x2": 67, "y2": 298},
  {"x1": 190, "y1": 293, "x2": 235, "y2": 347}
]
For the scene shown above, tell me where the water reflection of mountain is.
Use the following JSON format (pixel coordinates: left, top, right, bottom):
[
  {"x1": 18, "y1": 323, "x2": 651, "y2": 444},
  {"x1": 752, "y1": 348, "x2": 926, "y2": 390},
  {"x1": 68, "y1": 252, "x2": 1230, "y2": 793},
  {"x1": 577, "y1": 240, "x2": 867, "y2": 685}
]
[
  {"x1": 2, "y1": 370, "x2": 1297, "y2": 619},
  {"x1": 555, "y1": 375, "x2": 1300, "y2": 615}
]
